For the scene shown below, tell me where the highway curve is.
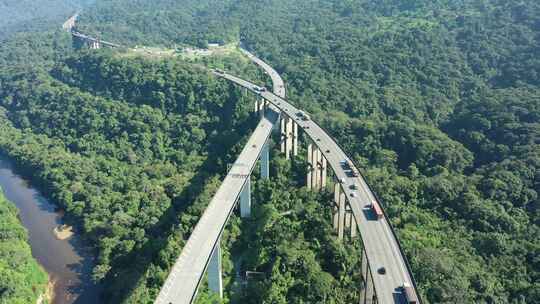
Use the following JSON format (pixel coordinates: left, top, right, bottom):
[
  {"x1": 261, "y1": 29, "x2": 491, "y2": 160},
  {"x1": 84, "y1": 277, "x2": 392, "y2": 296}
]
[{"x1": 214, "y1": 72, "x2": 419, "y2": 304}]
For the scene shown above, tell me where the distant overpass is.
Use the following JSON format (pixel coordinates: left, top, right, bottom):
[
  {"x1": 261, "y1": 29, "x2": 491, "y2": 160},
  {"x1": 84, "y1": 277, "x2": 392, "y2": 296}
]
[
  {"x1": 63, "y1": 13, "x2": 121, "y2": 49},
  {"x1": 156, "y1": 49, "x2": 422, "y2": 304},
  {"x1": 71, "y1": 31, "x2": 121, "y2": 49}
]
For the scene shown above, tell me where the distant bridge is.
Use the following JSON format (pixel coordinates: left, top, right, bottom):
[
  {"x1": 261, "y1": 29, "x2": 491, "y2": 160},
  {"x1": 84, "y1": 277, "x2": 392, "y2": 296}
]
[
  {"x1": 63, "y1": 13, "x2": 120, "y2": 49},
  {"x1": 155, "y1": 49, "x2": 422, "y2": 304},
  {"x1": 71, "y1": 31, "x2": 121, "y2": 49}
]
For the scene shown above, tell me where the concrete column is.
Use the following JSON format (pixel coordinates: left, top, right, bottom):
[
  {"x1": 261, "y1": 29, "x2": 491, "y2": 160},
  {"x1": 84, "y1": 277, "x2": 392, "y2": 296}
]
[
  {"x1": 208, "y1": 241, "x2": 223, "y2": 298},
  {"x1": 338, "y1": 192, "x2": 346, "y2": 241},
  {"x1": 351, "y1": 215, "x2": 358, "y2": 239},
  {"x1": 333, "y1": 183, "x2": 340, "y2": 230},
  {"x1": 240, "y1": 178, "x2": 251, "y2": 218},
  {"x1": 345, "y1": 205, "x2": 352, "y2": 233},
  {"x1": 286, "y1": 117, "x2": 293, "y2": 159},
  {"x1": 307, "y1": 144, "x2": 313, "y2": 189},
  {"x1": 280, "y1": 118, "x2": 286, "y2": 154},
  {"x1": 320, "y1": 156, "x2": 327, "y2": 189},
  {"x1": 313, "y1": 148, "x2": 321, "y2": 190},
  {"x1": 359, "y1": 250, "x2": 368, "y2": 304},
  {"x1": 261, "y1": 142, "x2": 269, "y2": 179},
  {"x1": 293, "y1": 122, "x2": 299, "y2": 156},
  {"x1": 254, "y1": 99, "x2": 259, "y2": 113}
]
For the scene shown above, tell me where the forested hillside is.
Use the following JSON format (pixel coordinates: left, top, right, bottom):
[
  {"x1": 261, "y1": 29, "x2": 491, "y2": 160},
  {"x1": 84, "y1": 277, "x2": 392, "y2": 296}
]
[
  {"x1": 0, "y1": 188, "x2": 49, "y2": 303},
  {"x1": 0, "y1": 0, "x2": 538, "y2": 303}
]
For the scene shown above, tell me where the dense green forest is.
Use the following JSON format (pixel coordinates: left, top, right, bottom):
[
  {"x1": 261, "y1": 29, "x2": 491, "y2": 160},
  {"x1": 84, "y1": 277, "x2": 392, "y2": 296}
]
[
  {"x1": 0, "y1": 188, "x2": 49, "y2": 304},
  {"x1": 0, "y1": 0, "x2": 538, "y2": 303}
]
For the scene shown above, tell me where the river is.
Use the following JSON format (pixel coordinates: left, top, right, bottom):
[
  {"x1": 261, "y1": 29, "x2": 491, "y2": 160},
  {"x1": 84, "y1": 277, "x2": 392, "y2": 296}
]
[{"x1": 0, "y1": 157, "x2": 102, "y2": 304}]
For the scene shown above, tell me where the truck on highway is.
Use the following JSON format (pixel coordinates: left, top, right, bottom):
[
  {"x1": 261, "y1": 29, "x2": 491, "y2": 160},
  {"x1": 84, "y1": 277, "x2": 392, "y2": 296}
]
[
  {"x1": 371, "y1": 201, "x2": 384, "y2": 220},
  {"x1": 348, "y1": 161, "x2": 360, "y2": 177},
  {"x1": 402, "y1": 283, "x2": 418, "y2": 303}
]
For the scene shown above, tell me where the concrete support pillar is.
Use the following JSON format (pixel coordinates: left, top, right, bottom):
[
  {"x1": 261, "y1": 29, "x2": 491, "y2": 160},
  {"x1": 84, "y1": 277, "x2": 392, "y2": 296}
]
[
  {"x1": 345, "y1": 205, "x2": 352, "y2": 232},
  {"x1": 320, "y1": 156, "x2": 327, "y2": 189},
  {"x1": 286, "y1": 117, "x2": 293, "y2": 159},
  {"x1": 280, "y1": 117, "x2": 286, "y2": 154},
  {"x1": 293, "y1": 122, "x2": 298, "y2": 156},
  {"x1": 338, "y1": 192, "x2": 346, "y2": 241},
  {"x1": 307, "y1": 144, "x2": 313, "y2": 189},
  {"x1": 208, "y1": 241, "x2": 223, "y2": 298},
  {"x1": 333, "y1": 183, "x2": 340, "y2": 229},
  {"x1": 359, "y1": 250, "x2": 368, "y2": 304},
  {"x1": 240, "y1": 178, "x2": 251, "y2": 218},
  {"x1": 280, "y1": 116, "x2": 297, "y2": 159},
  {"x1": 351, "y1": 215, "x2": 357, "y2": 239},
  {"x1": 255, "y1": 99, "x2": 267, "y2": 118},
  {"x1": 313, "y1": 148, "x2": 320, "y2": 190},
  {"x1": 261, "y1": 142, "x2": 269, "y2": 179},
  {"x1": 89, "y1": 40, "x2": 101, "y2": 49}
]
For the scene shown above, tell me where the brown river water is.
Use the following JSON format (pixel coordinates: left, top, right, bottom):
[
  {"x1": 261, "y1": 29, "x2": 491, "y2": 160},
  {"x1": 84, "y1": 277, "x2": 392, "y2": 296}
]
[{"x1": 0, "y1": 157, "x2": 102, "y2": 304}]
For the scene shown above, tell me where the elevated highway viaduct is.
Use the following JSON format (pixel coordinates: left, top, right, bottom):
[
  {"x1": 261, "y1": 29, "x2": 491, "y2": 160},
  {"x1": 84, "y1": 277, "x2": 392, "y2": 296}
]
[
  {"x1": 216, "y1": 72, "x2": 421, "y2": 304},
  {"x1": 154, "y1": 48, "x2": 285, "y2": 304},
  {"x1": 156, "y1": 50, "x2": 421, "y2": 304}
]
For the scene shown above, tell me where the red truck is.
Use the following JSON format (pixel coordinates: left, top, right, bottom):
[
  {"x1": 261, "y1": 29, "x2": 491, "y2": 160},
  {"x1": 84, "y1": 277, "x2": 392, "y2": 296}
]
[{"x1": 371, "y1": 201, "x2": 384, "y2": 220}]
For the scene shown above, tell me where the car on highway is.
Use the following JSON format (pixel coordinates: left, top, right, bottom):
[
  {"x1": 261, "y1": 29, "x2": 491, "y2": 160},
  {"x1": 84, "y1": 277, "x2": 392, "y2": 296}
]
[
  {"x1": 378, "y1": 267, "x2": 386, "y2": 275},
  {"x1": 350, "y1": 192, "x2": 357, "y2": 198},
  {"x1": 253, "y1": 86, "x2": 267, "y2": 93},
  {"x1": 295, "y1": 111, "x2": 310, "y2": 121},
  {"x1": 339, "y1": 178, "x2": 346, "y2": 184},
  {"x1": 349, "y1": 184, "x2": 358, "y2": 190}
]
